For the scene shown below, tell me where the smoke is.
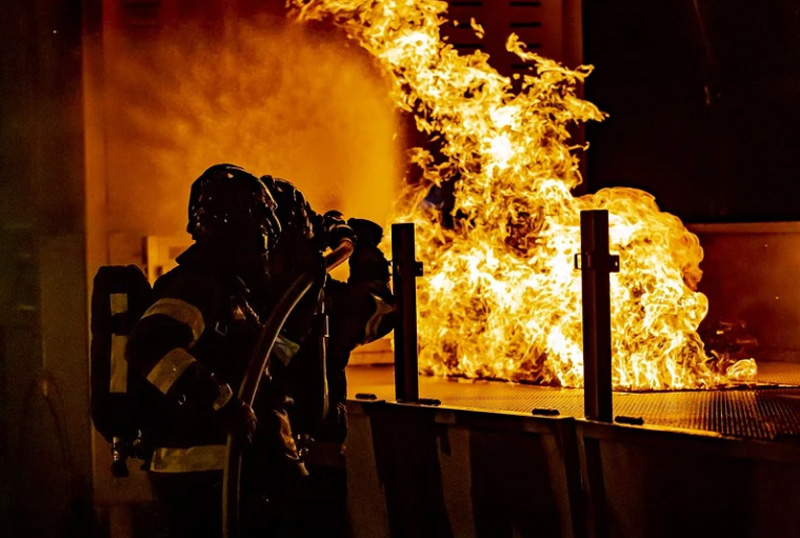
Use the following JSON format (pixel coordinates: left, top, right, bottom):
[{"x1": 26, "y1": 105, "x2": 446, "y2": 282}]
[{"x1": 100, "y1": 14, "x2": 401, "y2": 237}]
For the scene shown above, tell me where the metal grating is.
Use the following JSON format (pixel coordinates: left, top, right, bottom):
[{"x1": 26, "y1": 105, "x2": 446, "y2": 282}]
[{"x1": 347, "y1": 362, "x2": 800, "y2": 441}]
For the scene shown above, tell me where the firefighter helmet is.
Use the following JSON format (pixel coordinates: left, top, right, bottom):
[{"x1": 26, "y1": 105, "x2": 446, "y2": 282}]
[
  {"x1": 261, "y1": 176, "x2": 316, "y2": 242},
  {"x1": 187, "y1": 164, "x2": 281, "y2": 251}
]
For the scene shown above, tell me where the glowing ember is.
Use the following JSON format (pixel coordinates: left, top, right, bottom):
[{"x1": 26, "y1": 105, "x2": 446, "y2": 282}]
[{"x1": 291, "y1": 0, "x2": 757, "y2": 390}]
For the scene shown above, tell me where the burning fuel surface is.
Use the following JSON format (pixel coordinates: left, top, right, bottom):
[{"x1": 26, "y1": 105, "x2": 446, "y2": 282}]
[{"x1": 291, "y1": 0, "x2": 757, "y2": 390}]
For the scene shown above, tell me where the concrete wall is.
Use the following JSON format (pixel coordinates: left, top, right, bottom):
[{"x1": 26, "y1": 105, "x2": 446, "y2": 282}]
[
  {"x1": 0, "y1": 0, "x2": 92, "y2": 536},
  {"x1": 347, "y1": 402, "x2": 578, "y2": 538},
  {"x1": 347, "y1": 401, "x2": 800, "y2": 538}
]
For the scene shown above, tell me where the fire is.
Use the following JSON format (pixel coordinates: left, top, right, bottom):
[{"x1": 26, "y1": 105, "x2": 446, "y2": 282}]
[{"x1": 291, "y1": 0, "x2": 757, "y2": 390}]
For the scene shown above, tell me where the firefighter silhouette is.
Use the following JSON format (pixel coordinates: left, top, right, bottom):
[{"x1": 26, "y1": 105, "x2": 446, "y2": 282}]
[{"x1": 91, "y1": 163, "x2": 394, "y2": 537}]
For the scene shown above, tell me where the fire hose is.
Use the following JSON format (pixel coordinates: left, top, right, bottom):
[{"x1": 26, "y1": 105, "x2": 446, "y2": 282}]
[{"x1": 222, "y1": 238, "x2": 354, "y2": 538}]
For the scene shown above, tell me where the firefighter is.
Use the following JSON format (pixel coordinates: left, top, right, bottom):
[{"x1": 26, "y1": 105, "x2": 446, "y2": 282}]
[
  {"x1": 298, "y1": 216, "x2": 395, "y2": 538},
  {"x1": 263, "y1": 177, "x2": 396, "y2": 538},
  {"x1": 125, "y1": 163, "x2": 299, "y2": 538},
  {"x1": 125, "y1": 164, "x2": 394, "y2": 537}
]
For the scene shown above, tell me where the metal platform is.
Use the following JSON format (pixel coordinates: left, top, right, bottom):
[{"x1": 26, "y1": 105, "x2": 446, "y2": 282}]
[{"x1": 346, "y1": 361, "x2": 800, "y2": 440}]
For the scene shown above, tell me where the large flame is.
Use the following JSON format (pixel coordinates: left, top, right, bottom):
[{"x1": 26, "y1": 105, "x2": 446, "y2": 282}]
[{"x1": 291, "y1": 0, "x2": 756, "y2": 390}]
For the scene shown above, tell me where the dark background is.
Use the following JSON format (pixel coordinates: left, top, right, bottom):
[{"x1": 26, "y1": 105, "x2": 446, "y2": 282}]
[{"x1": 583, "y1": 0, "x2": 800, "y2": 223}]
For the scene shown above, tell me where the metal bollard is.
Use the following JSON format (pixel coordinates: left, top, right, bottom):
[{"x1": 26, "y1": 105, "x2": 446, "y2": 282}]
[
  {"x1": 575, "y1": 210, "x2": 619, "y2": 422},
  {"x1": 391, "y1": 223, "x2": 423, "y2": 402}
]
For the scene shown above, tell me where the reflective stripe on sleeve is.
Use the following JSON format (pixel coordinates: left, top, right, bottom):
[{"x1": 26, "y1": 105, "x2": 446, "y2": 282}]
[
  {"x1": 110, "y1": 335, "x2": 128, "y2": 393},
  {"x1": 363, "y1": 294, "x2": 395, "y2": 343},
  {"x1": 149, "y1": 445, "x2": 226, "y2": 473},
  {"x1": 142, "y1": 298, "x2": 205, "y2": 342},
  {"x1": 146, "y1": 348, "x2": 196, "y2": 395}
]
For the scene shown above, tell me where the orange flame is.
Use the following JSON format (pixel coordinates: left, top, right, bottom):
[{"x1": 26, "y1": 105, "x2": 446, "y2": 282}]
[{"x1": 291, "y1": 0, "x2": 757, "y2": 390}]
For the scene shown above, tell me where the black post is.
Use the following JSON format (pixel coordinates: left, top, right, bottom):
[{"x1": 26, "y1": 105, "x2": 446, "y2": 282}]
[
  {"x1": 576, "y1": 210, "x2": 618, "y2": 422},
  {"x1": 391, "y1": 223, "x2": 422, "y2": 402}
]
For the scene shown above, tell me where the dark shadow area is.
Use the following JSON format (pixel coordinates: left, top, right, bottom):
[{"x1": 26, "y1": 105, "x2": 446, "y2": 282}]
[
  {"x1": 369, "y1": 405, "x2": 454, "y2": 538},
  {"x1": 595, "y1": 440, "x2": 800, "y2": 538},
  {"x1": 584, "y1": 0, "x2": 800, "y2": 222},
  {"x1": 469, "y1": 430, "x2": 562, "y2": 538}
]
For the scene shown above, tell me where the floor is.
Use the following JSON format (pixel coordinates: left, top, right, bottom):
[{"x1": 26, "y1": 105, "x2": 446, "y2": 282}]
[{"x1": 346, "y1": 360, "x2": 800, "y2": 440}]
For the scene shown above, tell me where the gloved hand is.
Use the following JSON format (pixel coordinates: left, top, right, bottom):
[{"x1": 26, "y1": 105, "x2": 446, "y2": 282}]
[
  {"x1": 347, "y1": 218, "x2": 390, "y2": 283},
  {"x1": 319, "y1": 210, "x2": 357, "y2": 249},
  {"x1": 217, "y1": 395, "x2": 258, "y2": 443}
]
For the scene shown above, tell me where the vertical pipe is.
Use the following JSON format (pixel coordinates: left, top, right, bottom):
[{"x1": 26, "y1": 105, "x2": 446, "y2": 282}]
[
  {"x1": 391, "y1": 223, "x2": 420, "y2": 402},
  {"x1": 578, "y1": 210, "x2": 617, "y2": 422}
]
